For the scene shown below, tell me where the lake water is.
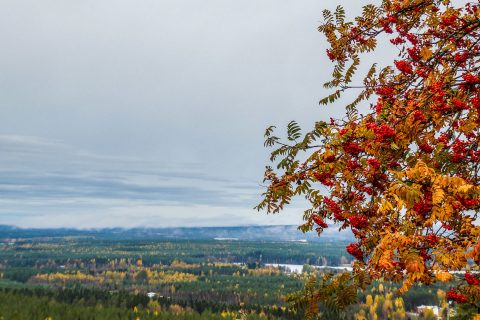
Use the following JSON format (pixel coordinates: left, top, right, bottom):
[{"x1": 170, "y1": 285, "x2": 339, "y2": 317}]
[{"x1": 265, "y1": 263, "x2": 353, "y2": 273}]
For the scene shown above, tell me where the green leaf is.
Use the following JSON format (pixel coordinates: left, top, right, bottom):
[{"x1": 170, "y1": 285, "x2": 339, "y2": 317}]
[
  {"x1": 335, "y1": 6, "x2": 346, "y2": 26},
  {"x1": 287, "y1": 120, "x2": 302, "y2": 141}
]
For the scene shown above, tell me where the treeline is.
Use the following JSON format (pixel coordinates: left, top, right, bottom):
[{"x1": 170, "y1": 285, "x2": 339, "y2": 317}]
[
  {"x1": 0, "y1": 239, "x2": 351, "y2": 269},
  {"x1": 17, "y1": 264, "x2": 304, "y2": 309},
  {"x1": 0, "y1": 287, "x2": 300, "y2": 320}
]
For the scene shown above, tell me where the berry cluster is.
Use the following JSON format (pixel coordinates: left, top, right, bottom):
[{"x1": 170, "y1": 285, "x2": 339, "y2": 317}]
[
  {"x1": 312, "y1": 214, "x2": 328, "y2": 229},
  {"x1": 418, "y1": 143, "x2": 433, "y2": 154},
  {"x1": 367, "y1": 158, "x2": 381, "y2": 170},
  {"x1": 465, "y1": 272, "x2": 480, "y2": 286},
  {"x1": 447, "y1": 289, "x2": 468, "y2": 303},
  {"x1": 312, "y1": 171, "x2": 334, "y2": 187},
  {"x1": 346, "y1": 243, "x2": 364, "y2": 261},
  {"x1": 342, "y1": 141, "x2": 363, "y2": 156},
  {"x1": 425, "y1": 234, "x2": 438, "y2": 246},
  {"x1": 324, "y1": 198, "x2": 342, "y2": 217},
  {"x1": 348, "y1": 215, "x2": 368, "y2": 229},
  {"x1": 394, "y1": 60, "x2": 413, "y2": 74},
  {"x1": 412, "y1": 191, "x2": 432, "y2": 217}
]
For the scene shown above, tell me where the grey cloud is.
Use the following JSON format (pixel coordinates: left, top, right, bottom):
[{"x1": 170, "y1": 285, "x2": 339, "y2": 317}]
[
  {"x1": 0, "y1": 171, "x2": 251, "y2": 205},
  {"x1": 0, "y1": 0, "x2": 386, "y2": 227},
  {"x1": 0, "y1": 135, "x2": 260, "y2": 215}
]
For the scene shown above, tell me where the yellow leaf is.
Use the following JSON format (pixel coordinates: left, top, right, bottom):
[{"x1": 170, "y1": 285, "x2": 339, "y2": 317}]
[
  {"x1": 378, "y1": 250, "x2": 395, "y2": 271},
  {"x1": 398, "y1": 278, "x2": 413, "y2": 294},
  {"x1": 432, "y1": 187, "x2": 445, "y2": 205},
  {"x1": 458, "y1": 184, "x2": 473, "y2": 194},
  {"x1": 420, "y1": 47, "x2": 432, "y2": 60},
  {"x1": 435, "y1": 270, "x2": 452, "y2": 283},
  {"x1": 379, "y1": 200, "x2": 393, "y2": 213},
  {"x1": 405, "y1": 253, "x2": 425, "y2": 273}
]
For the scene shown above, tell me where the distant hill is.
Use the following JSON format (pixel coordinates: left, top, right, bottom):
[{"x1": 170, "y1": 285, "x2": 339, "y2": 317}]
[{"x1": 0, "y1": 224, "x2": 353, "y2": 242}]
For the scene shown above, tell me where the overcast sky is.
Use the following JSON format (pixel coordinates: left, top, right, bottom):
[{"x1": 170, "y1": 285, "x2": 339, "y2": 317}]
[{"x1": 0, "y1": 0, "x2": 381, "y2": 228}]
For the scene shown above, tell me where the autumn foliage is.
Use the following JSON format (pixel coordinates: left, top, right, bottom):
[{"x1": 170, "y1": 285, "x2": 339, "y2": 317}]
[{"x1": 257, "y1": 0, "x2": 480, "y2": 311}]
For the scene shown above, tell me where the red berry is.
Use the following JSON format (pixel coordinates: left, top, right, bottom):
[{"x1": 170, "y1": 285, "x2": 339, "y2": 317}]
[
  {"x1": 312, "y1": 215, "x2": 328, "y2": 229},
  {"x1": 346, "y1": 243, "x2": 364, "y2": 260}
]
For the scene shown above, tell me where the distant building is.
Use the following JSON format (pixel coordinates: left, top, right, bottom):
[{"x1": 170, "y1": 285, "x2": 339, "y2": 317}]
[
  {"x1": 417, "y1": 305, "x2": 441, "y2": 318},
  {"x1": 147, "y1": 292, "x2": 157, "y2": 298},
  {"x1": 405, "y1": 311, "x2": 420, "y2": 319}
]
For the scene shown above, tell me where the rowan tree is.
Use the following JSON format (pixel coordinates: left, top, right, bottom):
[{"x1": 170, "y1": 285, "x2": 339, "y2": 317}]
[{"x1": 257, "y1": 0, "x2": 480, "y2": 315}]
